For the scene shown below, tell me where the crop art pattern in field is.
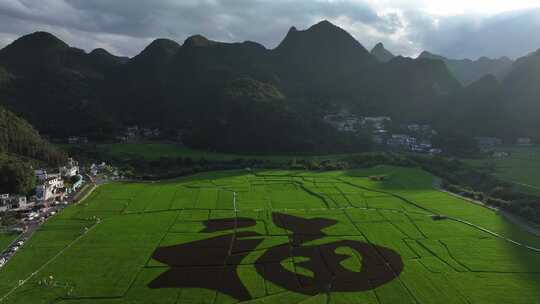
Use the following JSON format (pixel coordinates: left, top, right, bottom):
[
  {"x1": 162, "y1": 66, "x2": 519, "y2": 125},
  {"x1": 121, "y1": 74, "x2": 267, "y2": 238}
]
[
  {"x1": 149, "y1": 213, "x2": 403, "y2": 301},
  {"x1": 0, "y1": 167, "x2": 540, "y2": 303}
]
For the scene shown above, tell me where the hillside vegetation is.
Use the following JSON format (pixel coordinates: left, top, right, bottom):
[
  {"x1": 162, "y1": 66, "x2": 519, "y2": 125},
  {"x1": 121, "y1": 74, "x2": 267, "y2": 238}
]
[
  {"x1": 2, "y1": 21, "x2": 540, "y2": 151},
  {"x1": 0, "y1": 104, "x2": 66, "y2": 194},
  {"x1": 0, "y1": 21, "x2": 460, "y2": 153},
  {"x1": 0, "y1": 105, "x2": 66, "y2": 164}
]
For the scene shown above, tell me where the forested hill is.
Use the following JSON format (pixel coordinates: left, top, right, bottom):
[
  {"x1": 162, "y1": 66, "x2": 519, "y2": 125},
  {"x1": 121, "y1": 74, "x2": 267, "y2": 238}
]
[
  {"x1": 0, "y1": 105, "x2": 66, "y2": 164},
  {"x1": 417, "y1": 51, "x2": 514, "y2": 86},
  {"x1": 0, "y1": 21, "x2": 461, "y2": 153},
  {"x1": 0, "y1": 104, "x2": 67, "y2": 194},
  {"x1": 1, "y1": 20, "x2": 540, "y2": 152},
  {"x1": 371, "y1": 43, "x2": 395, "y2": 63}
]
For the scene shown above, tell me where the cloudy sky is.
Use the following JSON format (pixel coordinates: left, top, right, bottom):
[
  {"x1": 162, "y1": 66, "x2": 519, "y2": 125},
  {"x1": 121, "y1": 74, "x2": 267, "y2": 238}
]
[{"x1": 1, "y1": 0, "x2": 540, "y2": 59}]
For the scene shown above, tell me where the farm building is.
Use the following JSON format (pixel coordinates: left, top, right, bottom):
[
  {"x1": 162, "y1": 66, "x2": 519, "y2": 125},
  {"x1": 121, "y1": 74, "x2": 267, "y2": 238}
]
[
  {"x1": 362, "y1": 116, "x2": 391, "y2": 130},
  {"x1": 517, "y1": 137, "x2": 532, "y2": 145}
]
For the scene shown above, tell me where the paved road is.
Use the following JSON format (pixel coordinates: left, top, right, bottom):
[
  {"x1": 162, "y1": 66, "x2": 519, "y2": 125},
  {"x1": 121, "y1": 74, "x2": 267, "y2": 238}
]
[
  {"x1": 0, "y1": 173, "x2": 115, "y2": 267},
  {"x1": 0, "y1": 178, "x2": 95, "y2": 267},
  {"x1": 0, "y1": 204, "x2": 64, "y2": 266}
]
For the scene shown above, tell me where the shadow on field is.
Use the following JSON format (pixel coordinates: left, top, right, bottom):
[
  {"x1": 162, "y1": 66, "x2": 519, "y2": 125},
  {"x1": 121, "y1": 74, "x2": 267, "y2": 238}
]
[
  {"x1": 343, "y1": 166, "x2": 435, "y2": 191},
  {"x1": 149, "y1": 213, "x2": 404, "y2": 301}
]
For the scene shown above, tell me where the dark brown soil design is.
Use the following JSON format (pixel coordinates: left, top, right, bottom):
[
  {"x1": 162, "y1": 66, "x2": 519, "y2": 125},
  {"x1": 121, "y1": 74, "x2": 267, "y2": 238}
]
[
  {"x1": 149, "y1": 225, "x2": 264, "y2": 301},
  {"x1": 254, "y1": 213, "x2": 404, "y2": 295},
  {"x1": 149, "y1": 213, "x2": 403, "y2": 301}
]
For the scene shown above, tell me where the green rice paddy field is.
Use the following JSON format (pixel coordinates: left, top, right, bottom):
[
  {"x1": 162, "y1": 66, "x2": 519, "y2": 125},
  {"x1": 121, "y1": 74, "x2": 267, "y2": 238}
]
[
  {"x1": 98, "y1": 143, "x2": 349, "y2": 162},
  {"x1": 0, "y1": 233, "x2": 18, "y2": 252},
  {"x1": 465, "y1": 145, "x2": 540, "y2": 196},
  {"x1": 1, "y1": 166, "x2": 539, "y2": 303}
]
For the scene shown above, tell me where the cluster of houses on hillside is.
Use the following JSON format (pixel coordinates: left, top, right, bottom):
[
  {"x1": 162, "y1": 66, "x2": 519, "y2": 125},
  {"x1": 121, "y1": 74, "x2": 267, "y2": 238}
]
[
  {"x1": 36, "y1": 158, "x2": 82, "y2": 201},
  {"x1": 475, "y1": 136, "x2": 534, "y2": 158},
  {"x1": 322, "y1": 113, "x2": 361, "y2": 132},
  {"x1": 89, "y1": 161, "x2": 121, "y2": 179},
  {"x1": 116, "y1": 126, "x2": 161, "y2": 143},
  {"x1": 68, "y1": 136, "x2": 89, "y2": 145},
  {"x1": 323, "y1": 114, "x2": 392, "y2": 133},
  {"x1": 0, "y1": 158, "x2": 82, "y2": 214},
  {"x1": 0, "y1": 195, "x2": 29, "y2": 212},
  {"x1": 323, "y1": 113, "x2": 442, "y2": 154}
]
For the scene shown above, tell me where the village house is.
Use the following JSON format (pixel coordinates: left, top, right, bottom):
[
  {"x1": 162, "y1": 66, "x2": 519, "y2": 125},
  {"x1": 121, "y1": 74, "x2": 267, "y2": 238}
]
[
  {"x1": 475, "y1": 137, "x2": 503, "y2": 152},
  {"x1": 35, "y1": 169, "x2": 48, "y2": 182},
  {"x1": 117, "y1": 126, "x2": 142, "y2": 143},
  {"x1": 0, "y1": 195, "x2": 30, "y2": 211},
  {"x1": 142, "y1": 128, "x2": 161, "y2": 138},
  {"x1": 323, "y1": 113, "x2": 362, "y2": 132},
  {"x1": 176, "y1": 129, "x2": 186, "y2": 146},
  {"x1": 126, "y1": 126, "x2": 139, "y2": 139},
  {"x1": 59, "y1": 158, "x2": 79, "y2": 178},
  {"x1": 0, "y1": 194, "x2": 10, "y2": 212},
  {"x1": 90, "y1": 162, "x2": 109, "y2": 176},
  {"x1": 36, "y1": 175, "x2": 63, "y2": 201},
  {"x1": 68, "y1": 136, "x2": 79, "y2": 144},
  {"x1": 406, "y1": 123, "x2": 421, "y2": 132},
  {"x1": 387, "y1": 134, "x2": 417, "y2": 147},
  {"x1": 116, "y1": 135, "x2": 129, "y2": 143},
  {"x1": 12, "y1": 196, "x2": 29, "y2": 210},
  {"x1": 493, "y1": 151, "x2": 510, "y2": 159},
  {"x1": 36, "y1": 184, "x2": 54, "y2": 201},
  {"x1": 362, "y1": 116, "x2": 391, "y2": 130},
  {"x1": 405, "y1": 123, "x2": 437, "y2": 136},
  {"x1": 475, "y1": 137, "x2": 503, "y2": 147},
  {"x1": 371, "y1": 130, "x2": 388, "y2": 145},
  {"x1": 429, "y1": 148, "x2": 443, "y2": 155},
  {"x1": 517, "y1": 137, "x2": 532, "y2": 145},
  {"x1": 67, "y1": 136, "x2": 88, "y2": 145},
  {"x1": 411, "y1": 142, "x2": 433, "y2": 153}
]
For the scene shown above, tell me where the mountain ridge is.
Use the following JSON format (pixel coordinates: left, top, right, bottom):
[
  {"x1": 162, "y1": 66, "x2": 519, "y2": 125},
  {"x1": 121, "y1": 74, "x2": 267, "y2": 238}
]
[
  {"x1": 1, "y1": 20, "x2": 538, "y2": 151},
  {"x1": 371, "y1": 43, "x2": 395, "y2": 62},
  {"x1": 417, "y1": 50, "x2": 514, "y2": 85}
]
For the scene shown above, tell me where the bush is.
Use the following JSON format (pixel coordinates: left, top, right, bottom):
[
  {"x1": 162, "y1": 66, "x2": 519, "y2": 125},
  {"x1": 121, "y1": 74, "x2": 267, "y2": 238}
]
[
  {"x1": 369, "y1": 175, "x2": 386, "y2": 181},
  {"x1": 486, "y1": 197, "x2": 510, "y2": 208}
]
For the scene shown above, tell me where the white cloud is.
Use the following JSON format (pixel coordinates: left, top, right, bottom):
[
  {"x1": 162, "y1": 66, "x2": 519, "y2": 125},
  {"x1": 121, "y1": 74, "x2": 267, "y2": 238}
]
[
  {"x1": 420, "y1": 0, "x2": 540, "y2": 16},
  {"x1": 361, "y1": 0, "x2": 540, "y2": 15},
  {"x1": 0, "y1": 0, "x2": 539, "y2": 59}
]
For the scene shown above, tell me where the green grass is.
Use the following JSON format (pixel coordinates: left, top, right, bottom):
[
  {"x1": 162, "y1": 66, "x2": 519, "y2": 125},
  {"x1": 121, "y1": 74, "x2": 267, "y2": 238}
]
[
  {"x1": 464, "y1": 145, "x2": 540, "y2": 196},
  {"x1": 0, "y1": 232, "x2": 18, "y2": 253},
  {"x1": 0, "y1": 167, "x2": 539, "y2": 303},
  {"x1": 97, "y1": 143, "x2": 351, "y2": 162}
]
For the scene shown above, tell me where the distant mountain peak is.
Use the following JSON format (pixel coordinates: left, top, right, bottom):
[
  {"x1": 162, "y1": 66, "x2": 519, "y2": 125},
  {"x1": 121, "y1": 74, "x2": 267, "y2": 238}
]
[
  {"x1": 371, "y1": 42, "x2": 395, "y2": 62},
  {"x1": 183, "y1": 34, "x2": 219, "y2": 47},
  {"x1": 148, "y1": 38, "x2": 180, "y2": 50},
  {"x1": 89, "y1": 48, "x2": 129, "y2": 65},
  {"x1": 3, "y1": 31, "x2": 68, "y2": 52},
  {"x1": 530, "y1": 49, "x2": 540, "y2": 57},
  {"x1": 137, "y1": 38, "x2": 180, "y2": 57},
  {"x1": 310, "y1": 20, "x2": 335, "y2": 29},
  {"x1": 129, "y1": 38, "x2": 180, "y2": 67},
  {"x1": 276, "y1": 20, "x2": 368, "y2": 52},
  {"x1": 90, "y1": 48, "x2": 113, "y2": 56},
  {"x1": 418, "y1": 51, "x2": 446, "y2": 61}
]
